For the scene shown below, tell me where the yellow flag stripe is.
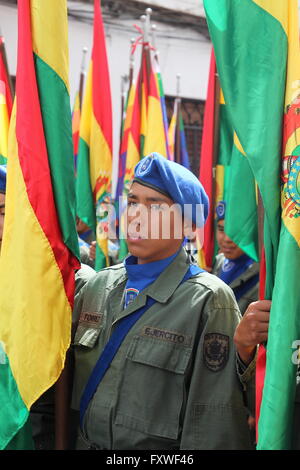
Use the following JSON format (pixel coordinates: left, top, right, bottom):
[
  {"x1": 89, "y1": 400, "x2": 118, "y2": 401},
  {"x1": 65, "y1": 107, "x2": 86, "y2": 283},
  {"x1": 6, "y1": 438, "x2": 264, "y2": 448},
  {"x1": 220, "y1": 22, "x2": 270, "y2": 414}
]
[
  {"x1": 0, "y1": 108, "x2": 71, "y2": 407},
  {"x1": 30, "y1": 0, "x2": 69, "y2": 91},
  {"x1": 253, "y1": 0, "x2": 299, "y2": 107}
]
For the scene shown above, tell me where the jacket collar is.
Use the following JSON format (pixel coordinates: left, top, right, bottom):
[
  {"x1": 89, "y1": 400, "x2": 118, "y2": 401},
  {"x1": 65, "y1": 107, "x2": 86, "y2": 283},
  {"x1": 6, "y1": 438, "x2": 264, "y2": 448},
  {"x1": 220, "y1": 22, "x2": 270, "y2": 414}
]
[{"x1": 109, "y1": 247, "x2": 191, "y2": 325}]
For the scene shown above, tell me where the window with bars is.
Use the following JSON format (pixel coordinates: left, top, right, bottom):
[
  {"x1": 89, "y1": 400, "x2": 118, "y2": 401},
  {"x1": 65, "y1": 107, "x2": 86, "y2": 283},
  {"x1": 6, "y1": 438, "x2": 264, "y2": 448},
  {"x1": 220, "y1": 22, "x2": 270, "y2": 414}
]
[{"x1": 165, "y1": 96, "x2": 205, "y2": 177}]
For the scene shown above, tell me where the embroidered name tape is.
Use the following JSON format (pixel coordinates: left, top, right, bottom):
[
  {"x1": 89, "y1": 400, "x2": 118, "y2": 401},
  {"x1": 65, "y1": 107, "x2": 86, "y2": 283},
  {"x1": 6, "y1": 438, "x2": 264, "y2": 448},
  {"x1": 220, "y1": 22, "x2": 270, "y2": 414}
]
[{"x1": 141, "y1": 326, "x2": 192, "y2": 346}]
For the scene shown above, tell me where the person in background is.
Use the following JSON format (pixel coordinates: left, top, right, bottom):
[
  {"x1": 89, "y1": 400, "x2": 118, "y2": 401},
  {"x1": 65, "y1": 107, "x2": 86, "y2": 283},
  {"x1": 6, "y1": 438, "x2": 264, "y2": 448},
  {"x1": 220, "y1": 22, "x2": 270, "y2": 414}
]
[
  {"x1": 213, "y1": 201, "x2": 259, "y2": 315},
  {"x1": 76, "y1": 217, "x2": 95, "y2": 269}
]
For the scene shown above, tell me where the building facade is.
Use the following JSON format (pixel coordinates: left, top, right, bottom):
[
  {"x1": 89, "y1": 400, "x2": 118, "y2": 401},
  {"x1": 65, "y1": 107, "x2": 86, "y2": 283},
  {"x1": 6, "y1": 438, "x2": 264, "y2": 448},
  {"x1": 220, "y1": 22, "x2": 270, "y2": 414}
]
[{"x1": 0, "y1": 0, "x2": 211, "y2": 193}]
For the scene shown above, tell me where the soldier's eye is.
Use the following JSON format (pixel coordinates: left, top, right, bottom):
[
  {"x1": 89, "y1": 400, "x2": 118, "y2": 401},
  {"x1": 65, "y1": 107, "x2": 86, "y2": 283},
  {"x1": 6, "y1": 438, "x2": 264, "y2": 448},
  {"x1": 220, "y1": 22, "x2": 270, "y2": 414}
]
[{"x1": 150, "y1": 204, "x2": 161, "y2": 211}]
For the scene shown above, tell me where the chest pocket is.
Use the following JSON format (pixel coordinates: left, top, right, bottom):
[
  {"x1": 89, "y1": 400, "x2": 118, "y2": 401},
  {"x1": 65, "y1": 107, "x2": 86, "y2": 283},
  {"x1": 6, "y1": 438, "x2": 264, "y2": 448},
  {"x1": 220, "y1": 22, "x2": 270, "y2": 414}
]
[
  {"x1": 115, "y1": 335, "x2": 192, "y2": 441},
  {"x1": 73, "y1": 311, "x2": 105, "y2": 348}
]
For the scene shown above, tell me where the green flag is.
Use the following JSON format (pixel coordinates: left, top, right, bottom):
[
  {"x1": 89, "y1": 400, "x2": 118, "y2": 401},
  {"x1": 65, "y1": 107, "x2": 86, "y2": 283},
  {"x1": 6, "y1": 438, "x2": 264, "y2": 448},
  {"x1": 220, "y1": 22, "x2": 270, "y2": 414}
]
[{"x1": 205, "y1": 0, "x2": 300, "y2": 449}]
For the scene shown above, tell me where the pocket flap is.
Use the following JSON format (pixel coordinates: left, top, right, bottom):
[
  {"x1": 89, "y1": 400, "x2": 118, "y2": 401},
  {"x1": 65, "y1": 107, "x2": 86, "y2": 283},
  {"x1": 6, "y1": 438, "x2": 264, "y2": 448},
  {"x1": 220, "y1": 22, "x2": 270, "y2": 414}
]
[{"x1": 127, "y1": 336, "x2": 192, "y2": 374}]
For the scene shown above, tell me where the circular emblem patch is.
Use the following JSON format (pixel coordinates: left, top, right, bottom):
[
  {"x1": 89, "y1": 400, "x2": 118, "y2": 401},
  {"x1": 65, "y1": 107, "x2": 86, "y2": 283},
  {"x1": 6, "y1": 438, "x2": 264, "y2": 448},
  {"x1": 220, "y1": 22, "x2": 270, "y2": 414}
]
[
  {"x1": 136, "y1": 155, "x2": 154, "y2": 177},
  {"x1": 282, "y1": 154, "x2": 300, "y2": 219},
  {"x1": 222, "y1": 259, "x2": 235, "y2": 273},
  {"x1": 204, "y1": 333, "x2": 229, "y2": 372},
  {"x1": 216, "y1": 201, "x2": 226, "y2": 220}
]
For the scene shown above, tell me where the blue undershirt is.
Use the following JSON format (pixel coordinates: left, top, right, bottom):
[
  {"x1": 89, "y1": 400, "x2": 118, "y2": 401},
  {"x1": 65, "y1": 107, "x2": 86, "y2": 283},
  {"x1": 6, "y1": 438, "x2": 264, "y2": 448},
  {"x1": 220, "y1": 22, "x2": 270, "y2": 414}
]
[{"x1": 124, "y1": 250, "x2": 179, "y2": 308}]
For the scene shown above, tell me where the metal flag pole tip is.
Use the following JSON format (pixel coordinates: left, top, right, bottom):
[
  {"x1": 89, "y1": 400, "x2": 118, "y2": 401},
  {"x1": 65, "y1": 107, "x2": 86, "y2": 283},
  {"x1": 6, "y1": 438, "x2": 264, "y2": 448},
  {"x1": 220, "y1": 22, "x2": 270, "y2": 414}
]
[{"x1": 176, "y1": 74, "x2": 181, "y2": 97}]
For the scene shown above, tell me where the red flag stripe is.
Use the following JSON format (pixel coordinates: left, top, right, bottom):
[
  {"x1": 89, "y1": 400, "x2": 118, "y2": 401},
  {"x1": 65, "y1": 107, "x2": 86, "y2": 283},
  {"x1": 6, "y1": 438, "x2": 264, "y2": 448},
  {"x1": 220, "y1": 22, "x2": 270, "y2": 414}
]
[
  {"x1": 92, "y1": 0, "x2": 112, "y2": 152},
  {"x1": 16, "y1": 0, "x2": 77, "y2": 306},
  {"x1": 199, "y1": 49, "x2": 217, "y2": 268},
  {"x1": 0, "y1": 36, "x2": 13, "y2": 116}
]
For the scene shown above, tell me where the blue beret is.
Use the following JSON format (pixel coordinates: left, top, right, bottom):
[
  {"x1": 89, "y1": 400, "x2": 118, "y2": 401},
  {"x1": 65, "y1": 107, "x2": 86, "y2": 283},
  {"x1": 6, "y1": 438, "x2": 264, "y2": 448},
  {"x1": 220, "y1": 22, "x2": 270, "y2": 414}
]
[
  {"x1": 216, "y1": 201, "x2": 226, "y2": 221},
  {"x1": 0, "y1": 165, "x2": 7, "y2": 194},
  {"x1": 133, "y1": 153, "x2": 209, "y2": 227}
]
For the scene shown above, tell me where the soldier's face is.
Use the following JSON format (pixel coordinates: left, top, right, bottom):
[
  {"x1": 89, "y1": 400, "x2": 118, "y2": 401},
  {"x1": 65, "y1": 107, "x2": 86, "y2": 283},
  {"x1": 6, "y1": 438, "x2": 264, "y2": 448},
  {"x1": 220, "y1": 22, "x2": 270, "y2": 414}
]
[
  {"x1": 126, "y1": 182, "x2": 184, "y2": 264},
  {"x1": 216, "y1": 219, "x2": 244, "y2": 260},
  {"x1": 0, "y1": 193, "x2": 5, "y2": 251}
]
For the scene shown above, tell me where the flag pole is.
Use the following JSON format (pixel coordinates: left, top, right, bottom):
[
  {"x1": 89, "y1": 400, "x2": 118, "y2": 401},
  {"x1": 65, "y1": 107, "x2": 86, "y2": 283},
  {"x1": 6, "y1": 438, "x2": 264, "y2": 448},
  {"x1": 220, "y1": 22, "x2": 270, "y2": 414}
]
[
  {"x1": 175, "y1": 74, "x2": 181, "y2": 164},
  {"x1": 212, "y1": 70, "x2": 221, "y2": 222},
  {"x1": 151, "y1": 23, "x2": 158, "y2": 61},
  {"x1": 119, "y1": 74, "x2": 128, "y2": 149},
  {"x1": 129, "y1": 37, "x2": 135, "y2": 89},
  {"x1": 0, "y1": 29, "x2": 14, "y2": 99},
  {"x1": 79, "y1": 46, "x2": 88, "y2": 110},
  {"x1": 141, "y1": 9, "x2": 152, "y2": 85},
  {"x1": 54, "y1": 349, "x2": 74, "y2": 449}
]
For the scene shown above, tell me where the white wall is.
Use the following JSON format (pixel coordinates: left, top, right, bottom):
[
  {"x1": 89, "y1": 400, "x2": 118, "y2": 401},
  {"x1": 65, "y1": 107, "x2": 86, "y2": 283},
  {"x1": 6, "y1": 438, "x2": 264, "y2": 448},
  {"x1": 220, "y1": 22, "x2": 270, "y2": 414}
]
[
  {"x1": 131, "y1": 0, "x2": 205, "y2": 17},
  {"x1": 0, "y1": 2, "x2": 212, "y2": 195}
]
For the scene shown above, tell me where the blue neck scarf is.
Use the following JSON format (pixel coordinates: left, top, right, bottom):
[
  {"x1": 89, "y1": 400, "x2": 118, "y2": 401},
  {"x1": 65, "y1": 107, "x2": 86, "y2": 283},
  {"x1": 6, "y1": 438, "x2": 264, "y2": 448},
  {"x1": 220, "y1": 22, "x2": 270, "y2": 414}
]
[
  {"x1": 219, "y1": 254, "x2": 254, "y2": 286},
  {"x1": 79, "y1": 229, "x2": 93, "y2": 242},
  {"x1": 124, "y1": 250, "x2": 179, "y2": 308}
]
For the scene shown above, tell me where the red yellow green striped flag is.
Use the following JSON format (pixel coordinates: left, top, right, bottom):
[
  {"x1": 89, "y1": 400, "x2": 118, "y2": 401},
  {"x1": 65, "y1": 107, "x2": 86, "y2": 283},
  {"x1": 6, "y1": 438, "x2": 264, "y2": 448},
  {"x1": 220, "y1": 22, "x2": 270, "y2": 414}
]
[
  {"x1": 198, "y1": 50, "x2": 217, "y2": 269},
  {"x1": 0, "y1": 0, "x2": 80, "y2": 449},
  {"x1": 0, "y1": 35, "x2": 13, "y2": 165},
  {"x1": 205, "y1": 0, "x2": 300, "y2": 449},
  {"x1": 142, "y1": 45, "x2": 169, "y2": 158},
  {"x1": 76, "y1": 0, "x2": 113, "y2": 271},
  {"x1": 168, "y1": 97, "x2": 190, "y2": 169},
  {"x1": 152, "y1": 53, "x2": 170, "y2": 160},
  {"x1": 117, "y1": 80, "x2": 137, "y2": 260}
]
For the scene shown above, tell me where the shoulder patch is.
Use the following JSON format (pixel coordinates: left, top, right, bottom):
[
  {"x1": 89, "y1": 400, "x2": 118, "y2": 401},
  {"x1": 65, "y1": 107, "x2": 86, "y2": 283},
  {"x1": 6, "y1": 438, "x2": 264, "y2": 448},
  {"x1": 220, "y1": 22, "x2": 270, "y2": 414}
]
[{"x1": 203, "y1": 333, "x2": 229, "y2": 372}]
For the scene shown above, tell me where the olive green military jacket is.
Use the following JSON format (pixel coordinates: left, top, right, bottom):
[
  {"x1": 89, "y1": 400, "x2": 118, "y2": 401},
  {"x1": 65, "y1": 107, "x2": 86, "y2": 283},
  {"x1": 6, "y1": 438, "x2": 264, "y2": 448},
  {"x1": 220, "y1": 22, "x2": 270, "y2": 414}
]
[
  {"x1": 213, "y1": 253, "x2": 259, "y2": 315},
  {"x1": 71, "y1": 248, "x2": 255, "y2": 450}
]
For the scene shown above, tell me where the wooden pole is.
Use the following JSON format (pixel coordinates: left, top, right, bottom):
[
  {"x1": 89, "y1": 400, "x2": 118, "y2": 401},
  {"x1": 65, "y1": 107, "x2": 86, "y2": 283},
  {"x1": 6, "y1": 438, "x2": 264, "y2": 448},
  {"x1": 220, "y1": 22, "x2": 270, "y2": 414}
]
[{"x1": 54, "y1": 349, "x2": 74, "y2": 449}]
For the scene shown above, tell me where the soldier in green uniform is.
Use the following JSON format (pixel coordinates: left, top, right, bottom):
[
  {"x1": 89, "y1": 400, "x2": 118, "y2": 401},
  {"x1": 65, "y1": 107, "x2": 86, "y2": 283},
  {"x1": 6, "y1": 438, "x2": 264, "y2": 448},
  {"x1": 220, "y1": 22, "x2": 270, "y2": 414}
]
[
  {"x1": 213, "y1": 201, "x2": 259, "y2": 315},
  {"x1": 71, "y1": 152, "x2": 259, "y2": 450}
]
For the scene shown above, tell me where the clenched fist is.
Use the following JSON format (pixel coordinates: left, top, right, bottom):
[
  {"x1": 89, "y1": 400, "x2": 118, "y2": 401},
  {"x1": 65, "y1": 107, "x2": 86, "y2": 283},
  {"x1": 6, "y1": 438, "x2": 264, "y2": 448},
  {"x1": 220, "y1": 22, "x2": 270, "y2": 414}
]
[{"x1": 234, "y1": 300, "x2": 271, "y2": 365}]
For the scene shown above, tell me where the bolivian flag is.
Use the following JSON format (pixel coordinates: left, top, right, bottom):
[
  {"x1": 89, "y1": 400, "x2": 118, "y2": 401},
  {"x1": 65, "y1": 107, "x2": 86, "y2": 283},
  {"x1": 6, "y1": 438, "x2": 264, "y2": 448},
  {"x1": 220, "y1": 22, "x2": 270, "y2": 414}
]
[
  {"x1": 76, "y1": 0, "x2": 113, "y2": 271},
  {"x1": 198, "y1": 50, "x2": 217, "y2": 269},
  {"x1": 0, "y1": 0, "x2": 80, "y2": 449},
  {"x1": 0, "y1": 35, "x2": 13, "y2": 164},
  {"x1": 142, "y1": 46, "x2": 169, "y2": 158},
  {"x1": 168, "y1": 97, "x2": 190, "y2": 169},
  {"x1": 205, "y1": 0, "x2": 300, "y2": 449},
  {"x1": 116, "y1": 81, "x2": 137, "y2": 261}
]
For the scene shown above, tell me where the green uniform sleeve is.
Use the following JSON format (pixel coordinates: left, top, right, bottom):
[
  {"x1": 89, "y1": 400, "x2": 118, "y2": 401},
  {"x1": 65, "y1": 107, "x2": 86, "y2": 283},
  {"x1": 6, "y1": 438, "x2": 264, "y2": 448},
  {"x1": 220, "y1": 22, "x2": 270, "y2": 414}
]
[{"x1": 180, "y1": 283, "x2": 253, "y2": 450}]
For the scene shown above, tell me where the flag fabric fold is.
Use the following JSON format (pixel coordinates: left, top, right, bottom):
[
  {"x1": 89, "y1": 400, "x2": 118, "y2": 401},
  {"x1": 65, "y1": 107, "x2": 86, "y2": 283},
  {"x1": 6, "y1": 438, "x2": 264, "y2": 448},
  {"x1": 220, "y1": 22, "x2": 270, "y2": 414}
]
[
  {"x1": 205, "y1": 0, "x2": 300, "y2": 449},
  {"x1": 72, "y1": 91, "x2": 81, "y2": 172},
  {"x1": 0, "y1": 35, "x2": 13, "y2": 164},
  {"x1": 0, "y1": 0, "x2": 80, "y2": 449},
  {"x1": 198, "y1": 50, "x2": 218, "y2": 269},
  {"x1": 76, "y1": 0, "x2": 113, "y2": 270},
  {"x1": 168, "y1": 97, "x2": 190, "y2": 169}
]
